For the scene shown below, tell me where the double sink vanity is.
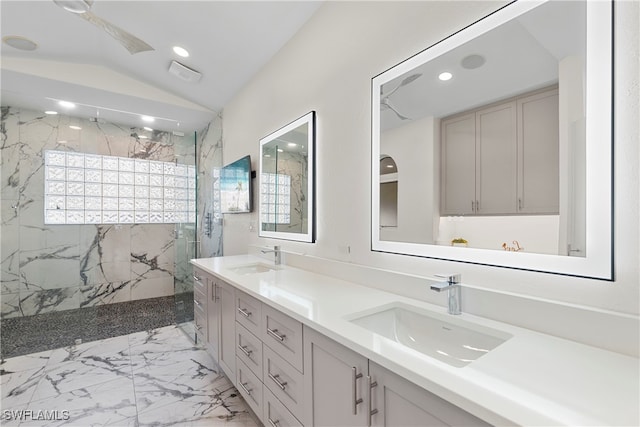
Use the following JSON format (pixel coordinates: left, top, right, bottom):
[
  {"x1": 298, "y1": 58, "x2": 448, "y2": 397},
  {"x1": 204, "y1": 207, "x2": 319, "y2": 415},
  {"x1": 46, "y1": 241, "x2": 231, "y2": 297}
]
[{"x1": 191, "y1": 255, "x2": 638, "y2": 427}]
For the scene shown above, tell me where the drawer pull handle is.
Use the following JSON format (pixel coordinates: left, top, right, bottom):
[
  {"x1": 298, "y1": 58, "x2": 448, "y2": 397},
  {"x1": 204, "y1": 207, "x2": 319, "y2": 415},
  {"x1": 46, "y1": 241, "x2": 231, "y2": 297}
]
[
  {"x1": 237, "y1": 307, "x2": 252, "y2": 318},
  {"x1": 268, "y1": 373, "x2": 288, "y2": 390},
  {"x1": 267, "y1": 328, "x2": 286, "y2": 342},
  {"x1": 193, "y1": 275, "x2": 201, "y2": 281},
  {"x1": 268, "y1": 418, "x2": 280, "y2": 427},
  {"x1": 238, "y1": 345, "x2": 253, "y2": 357},
  {"x1": 194, "y1": 299, "x2": 202, "y2": 307},
  {"x1": 238, "y1": 381, "x2": 252, "y2": 396},
  {"x1": 352, "y1": 367, "x2": 363, "y2": 414}
]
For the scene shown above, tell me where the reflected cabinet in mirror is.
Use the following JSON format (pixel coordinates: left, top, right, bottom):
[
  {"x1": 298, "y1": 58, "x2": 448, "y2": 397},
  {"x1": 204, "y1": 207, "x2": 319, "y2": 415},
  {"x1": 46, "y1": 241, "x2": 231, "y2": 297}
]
[
  {"x1": 259, "y1": 111, "x2": 316, "y2": 242},
  {"x1": 371, "y1": 0, "x2": 613, "y2": 279}
]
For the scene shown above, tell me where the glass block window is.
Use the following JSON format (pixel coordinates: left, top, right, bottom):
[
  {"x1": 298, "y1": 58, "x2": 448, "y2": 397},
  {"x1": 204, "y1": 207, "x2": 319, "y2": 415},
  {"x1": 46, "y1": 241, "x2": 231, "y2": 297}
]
[
  {"x1": 44, "y1": 150, "x2": 195, "y2": 224},
  {"x1": 260, "y1": 172, "x2": 291, "y2": 224}
]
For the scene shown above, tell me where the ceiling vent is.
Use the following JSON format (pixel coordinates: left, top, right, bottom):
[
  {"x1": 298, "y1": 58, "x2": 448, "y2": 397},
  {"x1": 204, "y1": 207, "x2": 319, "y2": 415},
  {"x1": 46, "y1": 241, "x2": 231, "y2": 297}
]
[{"x1": 168, "y1": 61, "x2": 202, "y2": 83}]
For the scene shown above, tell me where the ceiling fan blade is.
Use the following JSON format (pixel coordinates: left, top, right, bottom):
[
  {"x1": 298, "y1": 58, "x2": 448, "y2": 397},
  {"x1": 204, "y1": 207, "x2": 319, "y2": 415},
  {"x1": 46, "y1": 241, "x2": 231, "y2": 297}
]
[
  {"x1": 381, "y1": 98, "x2": 410, "y2": 120},
  {"x1": 381, "y1": 73, "x2": 422, "y2": 98},
  {"x1": 79, "y1": 11, "x2": 154, "y2": 54}
]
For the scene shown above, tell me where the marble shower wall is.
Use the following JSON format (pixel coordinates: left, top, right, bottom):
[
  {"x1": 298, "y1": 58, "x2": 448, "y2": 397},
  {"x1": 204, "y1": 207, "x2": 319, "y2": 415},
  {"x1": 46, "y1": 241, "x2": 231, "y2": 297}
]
[
  {"x1": 196, "y1": 111, "x2": 224, "y2": 258},
  {"x1": 1, "y1": 106, "x2": 195, "y2": 318}
]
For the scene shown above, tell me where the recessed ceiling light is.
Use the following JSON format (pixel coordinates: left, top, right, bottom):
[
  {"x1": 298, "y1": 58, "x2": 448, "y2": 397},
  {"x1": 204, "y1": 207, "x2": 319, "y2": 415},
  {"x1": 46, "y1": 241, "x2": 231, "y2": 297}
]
[
  {"x1": 288, "y1": 143, "x2": 297, "y2": 147},
  {"x1": 438, "y1": 72, "x2": 453, "y2": 81},
  {"x1": 58, "y1": 100, "x2": 76, "y2": 109},
  {"x1": 172, "y1": 46, "x2": 189, "y2": 58},
  {"x1": 45, "y1": 111, "x2": 58, "y2": 115},
  {"x1": 264, "y1": 154, "x2": 271, "y2": 158},
  {"x1": 386, "y1": 164, "x2": 395, "y2": 168},
  {"x1": 69, "y1": 125, "x2": 82, "y2": 130},
  {"x1": 277, "y1": 149, "x2": 284, "y2": 153},
  {"x1": 144, "y1": 126, "x2": 153, "y2": 132},
  {"x1": 141, "y1": 115, "x2": 155, "y2": 123},
  {"x1": 3, "y1": 35, "x2": 38, "y2": 51},
  {"x1": 139, "y1": 135, "x2": 148, "y2": 139}
]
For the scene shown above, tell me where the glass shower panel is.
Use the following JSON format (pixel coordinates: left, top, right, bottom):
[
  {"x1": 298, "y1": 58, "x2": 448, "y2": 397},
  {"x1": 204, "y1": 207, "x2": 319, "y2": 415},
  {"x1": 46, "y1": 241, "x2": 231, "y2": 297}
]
[{"x1": 173, "y1": 131, "x2": 198, "y2": 339}]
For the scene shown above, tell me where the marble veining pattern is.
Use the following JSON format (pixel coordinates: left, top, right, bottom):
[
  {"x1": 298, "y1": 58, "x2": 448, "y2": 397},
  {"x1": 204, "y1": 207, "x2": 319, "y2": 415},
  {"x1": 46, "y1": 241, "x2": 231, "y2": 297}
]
[
  {"x1": 1, "y1": 106, "x2": 198, "y2": 319},
  {"x1": 0, "y1": 326, "x2": 258, "y2": 427},
  {"x1": 196, "y1": 115, "x2": 224, "y2": 258}
]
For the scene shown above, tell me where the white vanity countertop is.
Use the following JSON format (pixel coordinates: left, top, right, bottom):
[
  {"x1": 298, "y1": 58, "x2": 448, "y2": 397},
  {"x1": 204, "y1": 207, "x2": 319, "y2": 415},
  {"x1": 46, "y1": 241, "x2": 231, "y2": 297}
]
[{"x1": 191, "y1": 255, "x2": 639, "y2": 427}]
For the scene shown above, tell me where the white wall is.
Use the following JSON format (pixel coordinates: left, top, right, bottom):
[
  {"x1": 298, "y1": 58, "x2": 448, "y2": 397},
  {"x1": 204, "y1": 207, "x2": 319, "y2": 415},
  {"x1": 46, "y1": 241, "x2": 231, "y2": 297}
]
[
  {"x1": 380, "y1": 115, "x2": 436, "y2": 244},
  {"x1": 221, "y1": 0, "x2": 639, "y2": 332}
]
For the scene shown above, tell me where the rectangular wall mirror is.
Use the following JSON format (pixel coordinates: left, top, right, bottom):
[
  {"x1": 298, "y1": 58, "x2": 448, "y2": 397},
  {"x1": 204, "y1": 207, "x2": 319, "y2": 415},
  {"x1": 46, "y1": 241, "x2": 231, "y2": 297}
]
[
  {"x1": 260, "y1": 111, "x2": 316, "y2": 243},
  {"x1": 371, "y1": 0, "x2": 613, "y2": 279}
]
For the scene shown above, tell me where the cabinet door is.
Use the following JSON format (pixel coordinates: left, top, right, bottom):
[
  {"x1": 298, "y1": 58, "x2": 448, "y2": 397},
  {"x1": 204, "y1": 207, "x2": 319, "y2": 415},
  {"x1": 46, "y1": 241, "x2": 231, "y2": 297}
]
[
  {"x1": 475, "y1": 101, "x2": 517, "y2": 214},
  {"x1": 369, "y1": 362, "x2": 490, "y2": 427},
  {"x1": 206, "y1": 277, "x2": 220, "y2": 362},
  {"x1": 218, "y1": 280, "x2": 236, "y2": 381},
  {"x1": 517, "y1": 89, "x2": 559, "y2": 214},
  {"x1": 303, "y1": 326, "x2": 368, "y2": 427},
  {"x1": 441, "y1": 113, "x2": 476, "y2": 215}
]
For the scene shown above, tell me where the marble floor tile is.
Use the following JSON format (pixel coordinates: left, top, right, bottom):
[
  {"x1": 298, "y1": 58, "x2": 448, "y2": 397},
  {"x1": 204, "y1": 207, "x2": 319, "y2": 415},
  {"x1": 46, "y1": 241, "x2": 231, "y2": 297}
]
[
  {"x1": 0, "y1": 366, "x2": 45, "y2": 408},
  {"x1": 0, "y1": 325, "x2": 259, "y2": 427},
  {"x1": 0, "y1": 349, "x2": 52, "y2": 374}
]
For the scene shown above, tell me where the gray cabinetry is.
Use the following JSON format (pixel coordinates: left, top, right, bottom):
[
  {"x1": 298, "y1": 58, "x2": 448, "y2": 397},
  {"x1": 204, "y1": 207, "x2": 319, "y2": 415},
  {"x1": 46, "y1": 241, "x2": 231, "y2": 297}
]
[
  {"x1": 303, "y1": 326, "x2": 489, "y2": 427},
  {"x1": 441, "y1": 86, "x2": 558, "y2": 216},
  {"x1": 303, "y1": 326, "x2": 369, "y2": 427},
  {"x1": 369, "y1": 362, "x2": 490, "y2": 427}
]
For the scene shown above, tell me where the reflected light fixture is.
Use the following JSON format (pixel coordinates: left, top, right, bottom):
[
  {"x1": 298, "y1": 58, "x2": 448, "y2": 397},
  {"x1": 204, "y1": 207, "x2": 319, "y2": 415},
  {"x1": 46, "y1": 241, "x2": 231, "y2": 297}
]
[
  {"x1": 288, "y1": 143, "x2": 297, "y2": 147},
  {"x1": 45, "y1": 111, "x2": 58, "y2": 115},
  {"x1": 141, "y1": 115, "x2": 155, "y2": 123},
  {"x1": 438, "y1": 72, "x2": 453, "y2": 81},
  {"x1": 144, "y1": 126, "x2": 153, "y2": 132},
  {"x1": 69, "y1": 125, "x2": 82, "y2": 130},
  {"x1": 59, "y1": 100, "x2": 76, "y2": 109},
  {"x1": 172, "y1": 46, "x2": 189, "y2": 58}
]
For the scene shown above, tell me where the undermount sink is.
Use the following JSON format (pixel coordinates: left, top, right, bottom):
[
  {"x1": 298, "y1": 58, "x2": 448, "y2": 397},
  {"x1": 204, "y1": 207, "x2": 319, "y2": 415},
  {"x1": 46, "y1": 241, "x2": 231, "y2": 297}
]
[
  {"x1": 348, "y1": 303, "x2": 511, "y2": 367},
  {"x1": 228, "y1": 262, "x2": 279, "y2": 275}
]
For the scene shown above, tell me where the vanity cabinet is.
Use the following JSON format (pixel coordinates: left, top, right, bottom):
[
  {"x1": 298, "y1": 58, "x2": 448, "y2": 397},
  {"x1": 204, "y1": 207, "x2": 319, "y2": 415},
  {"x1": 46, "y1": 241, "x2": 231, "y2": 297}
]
[
  {"x1": 192, "y1": 268, "x2": 208, "y2": 346},
  {"x1": 303, "y1": 326, "x2": 488, "y2": 427},
  {"x1": 217, "y1": 279, "x2": 236, "y2": 380},
  {"x1": 233, "y1": 289, "x2": 305, "y2": 427},
  {"x1": 194, "y1": 266, "x2": 236, "y2": 380},
  {"x1": 368, "y1": 362, "x2": 490, "y2": 427},
  {"x1": 441, "y1": 86, "x2": 559, "y2": 216},
  {"x1": 303, "y1": 326, "x2": 369, "y2": 426}
]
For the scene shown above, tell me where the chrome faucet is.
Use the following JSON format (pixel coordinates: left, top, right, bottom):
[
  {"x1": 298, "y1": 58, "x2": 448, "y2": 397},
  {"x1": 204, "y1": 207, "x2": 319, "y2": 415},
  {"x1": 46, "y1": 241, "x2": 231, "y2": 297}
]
[
  {"x1": 261, "y1": 245, "x2": 281, "y2": 265},
  {"x1": 430, "y1": 273, "x2": 462, "y2": 315}
]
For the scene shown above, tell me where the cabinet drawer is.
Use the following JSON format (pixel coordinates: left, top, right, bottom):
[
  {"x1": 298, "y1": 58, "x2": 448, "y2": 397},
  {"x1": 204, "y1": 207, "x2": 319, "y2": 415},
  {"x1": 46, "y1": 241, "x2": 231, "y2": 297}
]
[
  {"x1": 193, "y1": 268, "x2": 207, "y2": 296},
  {"x1": 236, "y1": 290, "x2": 262, "y2": 337},
  {"x1": 263, "y1": 345, "x2": 304, "y2": 421},
  {"x1": 262, "y1": 305, "x2": 303, "y2": 372},
  {"x1": 194, "y1": 311, "x2": 206, "y2": 345},
  {"x1": 236, "y1": 322, "x2": 263, "y2": 378},
  {"x1": 193, "y1": 293, "x2": 206, "y2": 316},
  {"x1": 236, "y1": 357, "x2": 263, "y2": 417},
  {"x1": 263, "y1": 384, "x2": 303, "y2": 427}
]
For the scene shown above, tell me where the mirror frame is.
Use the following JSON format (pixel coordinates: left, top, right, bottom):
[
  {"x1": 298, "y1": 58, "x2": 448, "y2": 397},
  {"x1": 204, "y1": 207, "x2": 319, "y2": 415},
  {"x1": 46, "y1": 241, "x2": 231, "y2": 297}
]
[
  {"x1": 371, "y1": 0, "x2": 613, "y2": 280},
  {"x1": 259, "y1": 111, "x2": 316, "y2": 243}
]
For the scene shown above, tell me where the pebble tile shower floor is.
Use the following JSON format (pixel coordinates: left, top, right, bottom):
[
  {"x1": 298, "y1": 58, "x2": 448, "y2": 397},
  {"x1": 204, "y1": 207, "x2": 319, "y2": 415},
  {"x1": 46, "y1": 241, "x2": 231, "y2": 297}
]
[
  {"x1": 0, "y1": 296, "x2": 180, "y2": 359},
  {"x1": 0, "y1": 325, "x2": 258, "y2": 426}
]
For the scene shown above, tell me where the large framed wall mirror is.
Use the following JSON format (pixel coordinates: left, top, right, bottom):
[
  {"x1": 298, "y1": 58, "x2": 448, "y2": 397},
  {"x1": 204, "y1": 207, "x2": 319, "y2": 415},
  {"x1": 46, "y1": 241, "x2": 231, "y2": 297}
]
[
  {"x1": 371, "y1": 0, "x2": 613, "y2": 279},
  {"x1": 259, "y1": 111, "x2": 316, "y2": 242}
]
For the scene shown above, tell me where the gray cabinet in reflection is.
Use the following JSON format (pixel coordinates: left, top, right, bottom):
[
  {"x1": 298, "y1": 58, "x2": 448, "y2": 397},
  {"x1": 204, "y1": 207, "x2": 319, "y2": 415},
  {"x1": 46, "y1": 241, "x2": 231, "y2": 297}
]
[{"x1": 441, "y1": 86, "x2": 559, "y2": 216}]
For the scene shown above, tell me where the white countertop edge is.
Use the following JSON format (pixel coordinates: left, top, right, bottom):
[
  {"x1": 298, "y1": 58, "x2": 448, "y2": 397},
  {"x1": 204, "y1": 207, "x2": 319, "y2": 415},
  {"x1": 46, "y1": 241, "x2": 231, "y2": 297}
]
[{"x1": 191, "y1": 255, "x2": 639, "y2": 427}]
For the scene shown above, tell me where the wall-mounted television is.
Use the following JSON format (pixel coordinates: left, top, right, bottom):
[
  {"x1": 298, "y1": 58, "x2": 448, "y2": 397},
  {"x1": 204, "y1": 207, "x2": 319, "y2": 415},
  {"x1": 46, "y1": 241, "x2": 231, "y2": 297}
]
[{"x1": 220, "y1": 155, "x2": 252, "y2": 213}]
